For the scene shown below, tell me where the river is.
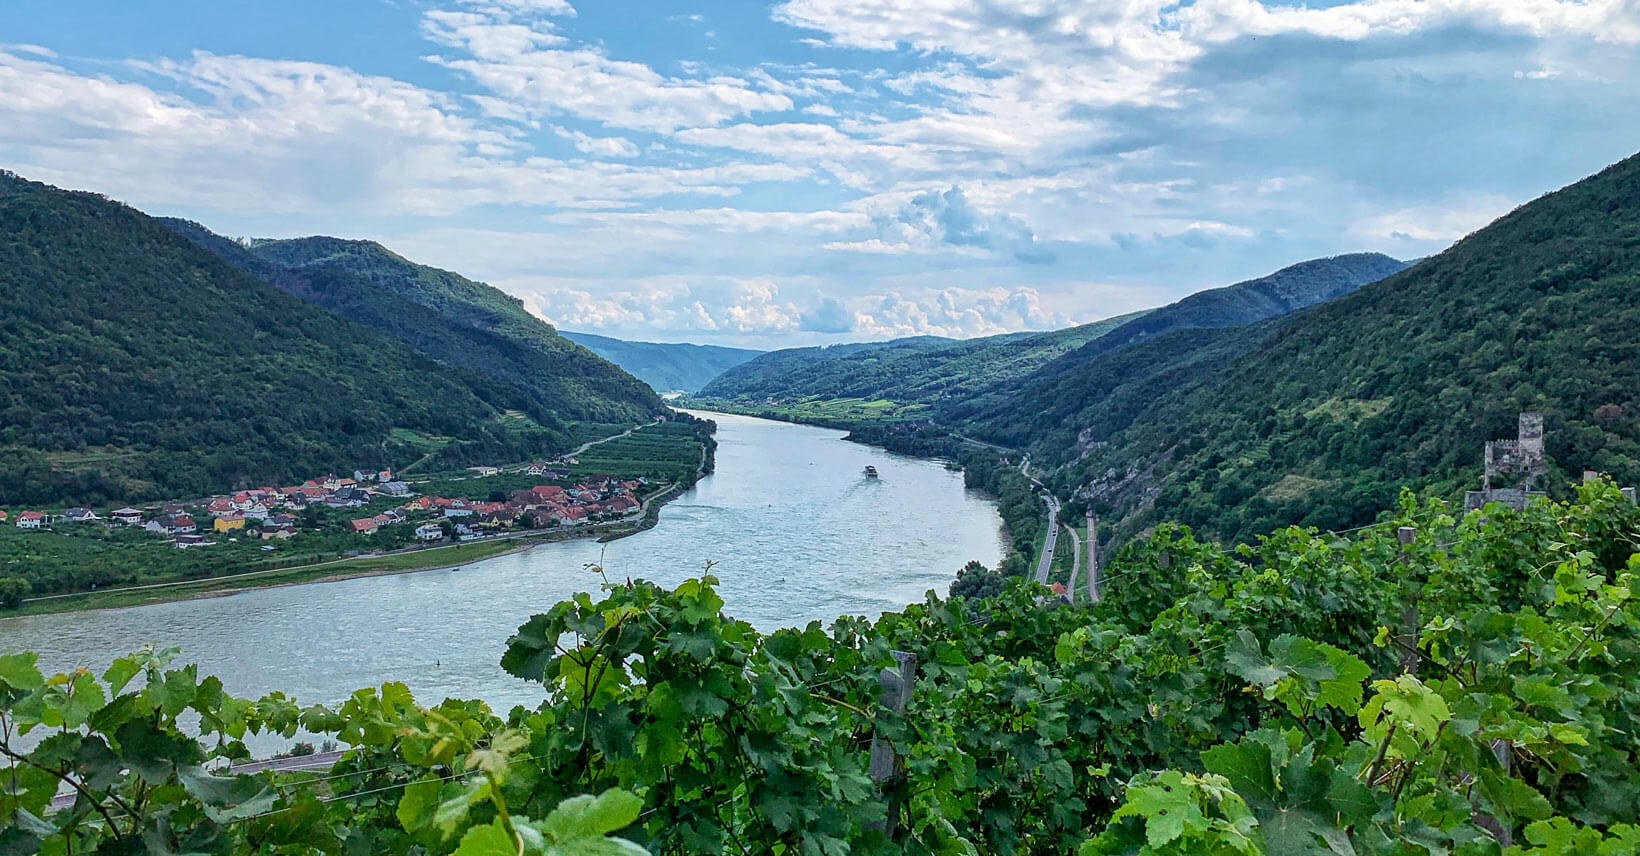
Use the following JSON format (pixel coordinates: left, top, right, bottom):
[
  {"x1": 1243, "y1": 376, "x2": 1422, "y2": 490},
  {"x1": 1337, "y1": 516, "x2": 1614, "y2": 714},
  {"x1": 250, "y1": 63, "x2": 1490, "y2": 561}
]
[{"x1": 0, "y1": 411, "x2": 1003, "y2": 716}]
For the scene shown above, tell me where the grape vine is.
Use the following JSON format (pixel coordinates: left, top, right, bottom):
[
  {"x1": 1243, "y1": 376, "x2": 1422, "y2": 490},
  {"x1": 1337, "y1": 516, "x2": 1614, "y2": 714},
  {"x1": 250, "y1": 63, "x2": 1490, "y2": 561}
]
[{"x1": 4, "y1": 482, "x2": 1640, "y2": 854}]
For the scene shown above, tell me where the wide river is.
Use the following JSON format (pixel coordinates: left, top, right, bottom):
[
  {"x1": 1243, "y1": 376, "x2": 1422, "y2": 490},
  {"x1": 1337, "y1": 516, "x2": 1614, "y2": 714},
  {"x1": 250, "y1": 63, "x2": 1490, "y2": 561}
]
[{"x1": 0, "y1": 412, "x2": 1003, "y2": 716}]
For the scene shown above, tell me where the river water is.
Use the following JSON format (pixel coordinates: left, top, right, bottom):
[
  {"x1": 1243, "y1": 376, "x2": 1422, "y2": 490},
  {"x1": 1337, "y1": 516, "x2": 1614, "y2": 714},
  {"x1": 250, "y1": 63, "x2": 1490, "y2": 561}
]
[{"x1": 0, "y1": 412, "x2": 1003, "y2": 715}]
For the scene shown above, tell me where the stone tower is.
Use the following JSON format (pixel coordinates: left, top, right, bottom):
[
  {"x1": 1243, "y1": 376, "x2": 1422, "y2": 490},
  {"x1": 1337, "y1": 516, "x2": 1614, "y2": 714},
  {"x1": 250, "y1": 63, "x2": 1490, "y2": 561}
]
[{"x1": 1468, "y1": 413, "x2": 1547, "y2": 512}]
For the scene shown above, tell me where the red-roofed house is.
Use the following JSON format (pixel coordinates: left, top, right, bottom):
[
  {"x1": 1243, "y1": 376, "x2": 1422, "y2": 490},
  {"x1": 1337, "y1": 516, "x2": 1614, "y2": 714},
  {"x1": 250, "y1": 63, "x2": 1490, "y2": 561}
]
[
  {"x1": 351, "y1": 518, "x2": 379, "y2": 535},
  {"x1": 15, "y1": 511, "x2": 44, "y2": 529},
  {"x1": 553, "y1": 506, "x2": 588, "y2": 526}
]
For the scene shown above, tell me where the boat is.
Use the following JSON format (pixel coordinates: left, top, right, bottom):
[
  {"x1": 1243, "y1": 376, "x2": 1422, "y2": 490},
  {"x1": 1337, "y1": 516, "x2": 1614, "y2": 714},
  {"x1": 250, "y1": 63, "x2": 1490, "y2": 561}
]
[{"x1": 863, "y1": 466, "x2": 879, "y2": 478}]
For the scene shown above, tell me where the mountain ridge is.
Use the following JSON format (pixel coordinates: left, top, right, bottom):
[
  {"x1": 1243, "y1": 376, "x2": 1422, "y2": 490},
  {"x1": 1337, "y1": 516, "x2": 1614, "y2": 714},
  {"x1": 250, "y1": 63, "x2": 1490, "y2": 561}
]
[{"x1": 164, "y1": 224, "x2": 666, "y2": 425}]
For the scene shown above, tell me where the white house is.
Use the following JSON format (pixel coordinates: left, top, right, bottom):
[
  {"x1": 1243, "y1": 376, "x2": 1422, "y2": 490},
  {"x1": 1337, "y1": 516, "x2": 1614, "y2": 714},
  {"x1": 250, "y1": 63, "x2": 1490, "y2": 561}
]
[
  {"x1": 110, "y1": 507, "x2": 143, "y2": 526},
  {"x1": 61, "y1": 507, "x2": 99, "y2": 523},
  {"x1": 415, "y1": 522, "x2": 444, "y2": 541},
  {"x1": 15, "y1": 511, "x2": 45, "y2": 529}
]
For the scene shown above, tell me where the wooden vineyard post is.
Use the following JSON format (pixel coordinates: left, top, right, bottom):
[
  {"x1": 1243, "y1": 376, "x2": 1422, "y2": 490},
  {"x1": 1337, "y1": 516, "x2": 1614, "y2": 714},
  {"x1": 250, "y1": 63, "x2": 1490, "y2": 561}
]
[{"x1": 867, "y1": 650, "x2": 918, "y2": 839}]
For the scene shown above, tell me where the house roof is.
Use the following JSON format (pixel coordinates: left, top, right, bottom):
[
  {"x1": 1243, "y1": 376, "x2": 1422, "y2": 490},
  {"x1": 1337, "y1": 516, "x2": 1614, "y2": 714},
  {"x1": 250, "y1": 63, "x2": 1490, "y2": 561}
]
[{"x1": 351, "y1": 518, "x2": 378, "y2": 532}]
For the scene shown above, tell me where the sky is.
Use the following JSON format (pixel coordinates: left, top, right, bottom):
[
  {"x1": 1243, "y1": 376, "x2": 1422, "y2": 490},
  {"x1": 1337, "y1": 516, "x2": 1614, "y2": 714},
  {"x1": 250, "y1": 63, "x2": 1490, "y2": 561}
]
[{"x1": 1, "y1": 1, "x2": 1636, "y2": 349}]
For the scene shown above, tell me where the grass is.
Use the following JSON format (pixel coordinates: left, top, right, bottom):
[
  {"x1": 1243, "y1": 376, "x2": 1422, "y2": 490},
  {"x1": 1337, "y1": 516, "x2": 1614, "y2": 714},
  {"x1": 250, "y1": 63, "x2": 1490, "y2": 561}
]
[
  {"x1": 1306, "y1": 397, "x2": 1392, "y2": 423},
  {"x1": 1261, "y1": 473, "x2": 1331, "y2": 502},
  {"x1": 7, "y1": 539, "x2": 524, "y2": 616},
  {"x1": 387, "y1": 427, "x2": 454, "y2": 453}
]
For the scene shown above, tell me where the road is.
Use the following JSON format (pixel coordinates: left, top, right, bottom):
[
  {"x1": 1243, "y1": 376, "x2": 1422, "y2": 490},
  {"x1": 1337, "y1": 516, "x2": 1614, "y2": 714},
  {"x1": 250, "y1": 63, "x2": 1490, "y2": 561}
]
[{"x1": 1033, "y1": 493, "x2": 1061, "y2": 586}]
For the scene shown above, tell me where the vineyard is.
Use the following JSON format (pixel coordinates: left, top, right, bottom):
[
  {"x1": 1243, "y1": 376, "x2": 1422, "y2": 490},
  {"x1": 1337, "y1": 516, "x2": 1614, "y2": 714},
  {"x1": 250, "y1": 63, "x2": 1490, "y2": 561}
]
[
  {"x1": 571, "y1": 420, "x2": 716, "y2": 484},
  {"x1": 5, "y1": 482, "x2": 1640, "y2": 854}
]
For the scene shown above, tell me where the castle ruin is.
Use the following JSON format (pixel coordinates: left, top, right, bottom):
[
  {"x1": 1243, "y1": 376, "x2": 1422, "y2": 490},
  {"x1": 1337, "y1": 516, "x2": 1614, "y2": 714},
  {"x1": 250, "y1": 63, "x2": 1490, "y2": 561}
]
[{"x1": 1464, "y1": 413, "x2": 1546, "y2": 512}]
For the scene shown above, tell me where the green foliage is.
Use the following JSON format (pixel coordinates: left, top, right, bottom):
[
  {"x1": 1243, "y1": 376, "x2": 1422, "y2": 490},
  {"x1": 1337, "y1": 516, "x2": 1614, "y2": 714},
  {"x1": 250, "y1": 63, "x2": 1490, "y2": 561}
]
[
  {"x1": 0, "y1": 573, "x2": 28, "y2": 608},
  {"x1": 12, "y1": 485, "x2": 1640, "y2": 854}
]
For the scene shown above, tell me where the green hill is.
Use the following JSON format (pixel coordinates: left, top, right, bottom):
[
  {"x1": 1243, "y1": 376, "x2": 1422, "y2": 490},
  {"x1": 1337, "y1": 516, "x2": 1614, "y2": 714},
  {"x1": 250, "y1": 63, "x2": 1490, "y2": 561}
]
[
  {"x1": 0, "y1": 173, "x2": 620, "y2": 506},
  {"x1": 163, "y1": 224, "x2": 665, "y2": 425},
  {"x1": 1037, "y1": 253, "x2": 1406, "y2": 365},
  {"x1": 700, "y1": 254, "x2": 1403, "y2": 422},
  {"x1": 988, "y1": 151, "x2": 1640, "y2": 546},
  {"x1": 696, "y1": 317, "x2": 1148, "y2": 409},
  {"x1": 558, "y1": 330, "x2": 761, "y2": 393}
]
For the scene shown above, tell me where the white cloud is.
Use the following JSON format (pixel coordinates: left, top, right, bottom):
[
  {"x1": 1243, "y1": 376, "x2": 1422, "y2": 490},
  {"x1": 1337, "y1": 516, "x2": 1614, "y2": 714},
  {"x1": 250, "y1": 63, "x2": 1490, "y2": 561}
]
[
  {"x1": 552, "y1": 126, "x2": 639, "y2": 157},
  {"x1": 1352, "y1": 195, "x2": 1517, "y2": 243},
  {"x1": 423, "y1": 6, "x2": 792, "y2": 132}
]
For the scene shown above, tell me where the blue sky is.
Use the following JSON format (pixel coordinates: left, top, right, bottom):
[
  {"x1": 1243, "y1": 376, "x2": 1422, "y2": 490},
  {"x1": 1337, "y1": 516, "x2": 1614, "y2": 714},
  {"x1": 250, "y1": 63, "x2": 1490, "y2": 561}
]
[{"x1": 2, "y1": 0, "x2": 1636, "y2": 348}]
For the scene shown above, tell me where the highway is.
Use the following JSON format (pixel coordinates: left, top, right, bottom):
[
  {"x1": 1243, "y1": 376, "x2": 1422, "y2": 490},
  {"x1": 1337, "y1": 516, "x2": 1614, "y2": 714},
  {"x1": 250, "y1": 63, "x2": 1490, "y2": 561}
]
[{"x1": 1033, "y1": 493, "x2": 1061, "y2": 586}]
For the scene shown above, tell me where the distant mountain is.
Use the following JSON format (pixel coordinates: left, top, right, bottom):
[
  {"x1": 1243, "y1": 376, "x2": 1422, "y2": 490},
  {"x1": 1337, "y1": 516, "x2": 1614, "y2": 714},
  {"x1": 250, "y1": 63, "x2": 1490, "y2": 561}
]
[
  {"x1": 0, "y1": 173, "x2": 602, "y2": 506},
  {"x1": 987, "y1": 152, "x2": 1640, "y2": 546},
  {"x1": 1054, "y1": 253, "x2": 1407, "y2": 364},
  {"x1": 164, "y1": 223, "x2": 665, "y2": 424},
  {"x1": 942, "y1": 253, "x2": 1408, "y2": 424},
  {"x1": 698, "y1": 335, "x2": 960, "y2": 401},
  {"x1": 696, "y1": 317, "x2": 1161, "y2": 408},
  {"x1": 702, "y1": 253, "x2": 1403, "y2": 417},
  {"x1": 558, "y1": 330, "x2": 761, "y2": 393}
]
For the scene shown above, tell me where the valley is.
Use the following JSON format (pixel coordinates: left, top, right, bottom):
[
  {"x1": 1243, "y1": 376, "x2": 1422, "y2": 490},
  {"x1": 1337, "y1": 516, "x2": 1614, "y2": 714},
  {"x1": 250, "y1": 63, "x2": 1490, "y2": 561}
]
[{"x1": 4, "y1": 136, "x2": 1640, "y2": 854}]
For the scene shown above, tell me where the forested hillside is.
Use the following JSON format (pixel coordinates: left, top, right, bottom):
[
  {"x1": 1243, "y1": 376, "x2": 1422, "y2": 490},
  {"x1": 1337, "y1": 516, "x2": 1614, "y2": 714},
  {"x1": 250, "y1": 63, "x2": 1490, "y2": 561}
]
[
  {"x1": 165, "y1": 223, "x2": 665, "y2": 424},
  {"x1": 559, "y1": 330, "x2": 760, "y2": 393},
  {"x1": 994, "y1": 151, "x2": 1640, "y2": 546},
  {"x1": 699, "y1": 335, "x2": 953, "y2": 400},
  {"x1": 698, "y1": 315, "x2": 1144, "y2": 407},
  {"x1": 0, "y1": 173, "x2": 586, "y2": 505},
  {"x1": 700, "y1": 254, "x2": 1402, "y2": 420}
]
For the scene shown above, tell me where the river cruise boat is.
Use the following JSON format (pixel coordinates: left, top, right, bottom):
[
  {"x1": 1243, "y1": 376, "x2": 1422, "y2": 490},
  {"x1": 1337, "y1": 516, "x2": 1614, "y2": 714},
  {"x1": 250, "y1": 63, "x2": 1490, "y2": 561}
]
[{"x1": 863, "y1": 466, "x2": 879, "y2": 478}]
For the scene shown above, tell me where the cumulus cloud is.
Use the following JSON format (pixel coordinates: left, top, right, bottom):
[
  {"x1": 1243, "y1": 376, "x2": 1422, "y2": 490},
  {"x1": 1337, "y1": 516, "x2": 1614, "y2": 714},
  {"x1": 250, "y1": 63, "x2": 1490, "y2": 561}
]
[
  {"x1": 799, "y1": 297, "x2": 856, "y2": 332},
  {"x1": 873, "y1": 186, "x2": 1055, "y2": 264}
]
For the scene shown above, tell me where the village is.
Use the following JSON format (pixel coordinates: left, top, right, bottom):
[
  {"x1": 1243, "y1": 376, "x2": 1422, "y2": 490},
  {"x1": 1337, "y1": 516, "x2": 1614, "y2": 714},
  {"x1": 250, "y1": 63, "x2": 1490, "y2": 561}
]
[{"x1": 1, "y1": 461, "x2": 651, "y2": 550}]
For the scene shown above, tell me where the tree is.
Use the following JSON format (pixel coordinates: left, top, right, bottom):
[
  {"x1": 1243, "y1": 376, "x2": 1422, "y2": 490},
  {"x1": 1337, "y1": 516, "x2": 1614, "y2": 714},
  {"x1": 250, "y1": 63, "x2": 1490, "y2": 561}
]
[
  {"x1": 0, "y1": 574, "x2": 31, "y2": 609},
  {"x1": 949, "y1": 559, "x2": 1006, "y2": 600}
]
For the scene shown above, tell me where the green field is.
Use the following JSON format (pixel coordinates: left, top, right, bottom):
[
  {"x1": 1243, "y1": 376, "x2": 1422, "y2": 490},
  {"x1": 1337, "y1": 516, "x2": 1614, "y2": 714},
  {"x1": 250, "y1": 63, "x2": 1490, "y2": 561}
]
[
  {"x1": 687, "y1": 396, "x2": 928, "y2": 428},
  {"x1": 7, "y1": 538, "x2": 523, "y2": 616}
]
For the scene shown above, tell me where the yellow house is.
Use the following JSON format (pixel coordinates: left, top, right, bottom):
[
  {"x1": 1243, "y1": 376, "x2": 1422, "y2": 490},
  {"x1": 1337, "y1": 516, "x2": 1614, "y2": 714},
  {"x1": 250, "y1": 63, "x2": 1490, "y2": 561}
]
[{"x1": 213, "y1": 514, "x2": 246, "y2": 533}]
